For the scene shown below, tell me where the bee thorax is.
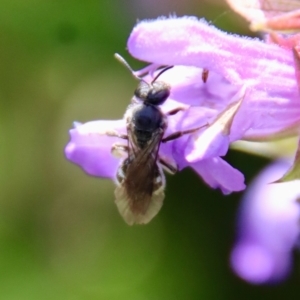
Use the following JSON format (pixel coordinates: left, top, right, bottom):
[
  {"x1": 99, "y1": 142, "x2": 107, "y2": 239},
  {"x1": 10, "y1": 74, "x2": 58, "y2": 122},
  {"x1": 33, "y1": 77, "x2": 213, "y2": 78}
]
[
  {"x1": 128, "y1": 104, "x2": 166, "y2": 149},
  {"x1": 133, "y1": 104, "x2": 164, "y2": 131}
]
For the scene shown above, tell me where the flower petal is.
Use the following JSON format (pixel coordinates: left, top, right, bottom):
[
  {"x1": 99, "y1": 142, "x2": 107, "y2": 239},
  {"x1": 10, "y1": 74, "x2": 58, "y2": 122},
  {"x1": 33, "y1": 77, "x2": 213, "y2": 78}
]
[
  {"x1": 153, "y1": 66, "x2": 239, "y2": 108},
  {"x1": 186, "y1": 96, "x2": 244, "y2": 162},
  {"x1": 190, "y1": 157, "x2": 246, "y2": 194},
  {"x1": 185, "y1": 127, "x2": 229, "y2": 163},
  {"x1": 65, "y1": 120, "x2": 125, "y2": 178},
  {"x1": 225, "y1": 0, "x2": 300, "y2": 32},
  {"x1": 128, "y1": 17, "x2": 300, "y2": 140},
  {"x1": 231, "y1": 89, "x2": 300, "y2": 139},
  {"x1": 231, "y1": 242, "x2": 291, "y2": 284},
  {"x1": 231, "y1": 160, "x2": 300, "y2": 283},
  {"x1": 128, "y1": 16, "x2": 294, "y2": 84}
]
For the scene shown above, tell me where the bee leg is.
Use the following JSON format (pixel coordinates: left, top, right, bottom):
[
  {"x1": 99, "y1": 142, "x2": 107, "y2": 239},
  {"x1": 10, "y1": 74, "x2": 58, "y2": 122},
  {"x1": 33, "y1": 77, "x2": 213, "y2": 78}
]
[
  {"x1": 159, "y1": 157, "x2": 177, "y2": 174},
  {"x1": 106, "y1": 130, "x2": 128, "y2": 140},
  {"x1": 111, "y1": 143, "x2": 128, "y2": 158},
  {"x1": 165, "y1": 107, "x2": 187, "y2": 116},
  {"x1": 162, "y1": 125, "x2": 206, "y2": 143}
]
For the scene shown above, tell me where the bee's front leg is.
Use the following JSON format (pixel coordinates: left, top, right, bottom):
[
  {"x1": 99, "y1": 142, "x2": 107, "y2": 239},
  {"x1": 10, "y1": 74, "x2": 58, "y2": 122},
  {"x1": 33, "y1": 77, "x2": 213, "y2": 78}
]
[{"x1": 111, "y1": 143, "x2": 128, "y2": 158}]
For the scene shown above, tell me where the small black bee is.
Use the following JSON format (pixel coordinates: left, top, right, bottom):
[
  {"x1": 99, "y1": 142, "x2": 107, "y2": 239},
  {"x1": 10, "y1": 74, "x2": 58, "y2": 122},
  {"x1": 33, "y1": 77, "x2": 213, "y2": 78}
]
[{"x1": 107, "y1": 54, "x2": 202, "y2": 225}]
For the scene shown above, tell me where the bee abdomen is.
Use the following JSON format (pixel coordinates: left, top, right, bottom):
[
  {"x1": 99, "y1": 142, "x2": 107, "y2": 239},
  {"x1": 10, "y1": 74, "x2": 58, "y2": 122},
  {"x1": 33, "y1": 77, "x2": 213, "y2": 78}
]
[
  {"x1": 116, "y1": 160, "x2": 129, "y2": 185},
  {"x1": 153, "y1": 173, "x2": 164, "y2": 192}
]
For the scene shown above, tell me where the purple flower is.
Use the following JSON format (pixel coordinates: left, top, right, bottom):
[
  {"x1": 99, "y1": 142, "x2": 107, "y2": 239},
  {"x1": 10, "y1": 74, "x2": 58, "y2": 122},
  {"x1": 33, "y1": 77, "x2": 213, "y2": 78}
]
[
  {"x1": 128, "y1": 16, "x2": 300, "y2": 139},
  {"x1": 65, "y1": 65, "x2": 245, "y2": 223},
  {"x1": 65, "y1": 16, "x2": 300, "y2": 224},
  {"x1": 219, "y1": 1, "x2": 300, "y2": 284},
  {"x1": 230, "y1": 160, "x2": 300, "y2": 284}
]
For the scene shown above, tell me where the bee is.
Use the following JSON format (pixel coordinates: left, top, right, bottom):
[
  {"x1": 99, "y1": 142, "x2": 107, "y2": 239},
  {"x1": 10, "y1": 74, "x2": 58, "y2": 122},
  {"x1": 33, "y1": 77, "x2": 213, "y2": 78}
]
[{"x1": 107, "y1": 54, "x2": 202, "y2": 225}]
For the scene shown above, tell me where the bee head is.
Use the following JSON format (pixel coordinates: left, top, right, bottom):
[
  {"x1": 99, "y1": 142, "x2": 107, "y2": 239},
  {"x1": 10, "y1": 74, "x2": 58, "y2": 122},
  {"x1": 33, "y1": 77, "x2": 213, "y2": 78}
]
[
  {"x1": 114, "y1": 53, "x2": 173, "y2": 106},
  {"x1": 134, "y1": 81, "x2": 171, "y2": 105}
]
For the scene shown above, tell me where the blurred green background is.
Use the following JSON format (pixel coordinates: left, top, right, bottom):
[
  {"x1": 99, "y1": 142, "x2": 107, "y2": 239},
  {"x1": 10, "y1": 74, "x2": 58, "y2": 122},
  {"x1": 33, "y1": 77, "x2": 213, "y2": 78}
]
[{"x1": 0, "y1": 0, "x2": 299, "y2": 299}]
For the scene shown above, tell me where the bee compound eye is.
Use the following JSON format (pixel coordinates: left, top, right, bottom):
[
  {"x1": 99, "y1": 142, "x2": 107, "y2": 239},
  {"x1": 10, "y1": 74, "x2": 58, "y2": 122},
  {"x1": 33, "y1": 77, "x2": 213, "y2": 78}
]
[
  {"x1": 147, "y1": 82, "x2": 170, "y2": 105},
  {"x1": 134, "y1": 81, "x2": 150, "y2": 100}
]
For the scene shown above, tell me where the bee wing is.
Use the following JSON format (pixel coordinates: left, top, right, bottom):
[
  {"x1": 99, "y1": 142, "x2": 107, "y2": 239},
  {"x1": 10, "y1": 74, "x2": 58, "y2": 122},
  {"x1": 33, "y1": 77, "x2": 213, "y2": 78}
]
[
  {"x1": 115, "y1": 183, "x2": 165, "y2": 225},
  {"x1": 115, "y1": 129, "x2": 165, "y2": 225}
]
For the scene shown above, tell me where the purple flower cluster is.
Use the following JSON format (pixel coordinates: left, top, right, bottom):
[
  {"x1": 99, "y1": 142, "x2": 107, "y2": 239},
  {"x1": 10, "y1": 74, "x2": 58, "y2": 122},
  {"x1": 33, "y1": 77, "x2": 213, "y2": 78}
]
[
  {"x1": 65, "y1": 16, "x2": 300, "y2": 282},
  {"x1": 231, "y1": 160, "x2": 300, "y2": 284}
]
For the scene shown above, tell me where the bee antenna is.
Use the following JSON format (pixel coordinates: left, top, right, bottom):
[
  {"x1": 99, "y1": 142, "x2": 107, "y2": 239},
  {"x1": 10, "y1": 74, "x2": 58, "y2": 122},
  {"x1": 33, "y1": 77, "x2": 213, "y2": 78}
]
[
  {"x1": 114, "y1": 53, "x2": 142, "y2": 81},
  {"x1": 151, "y1": 65, "x2": 173, "y2": 84}
]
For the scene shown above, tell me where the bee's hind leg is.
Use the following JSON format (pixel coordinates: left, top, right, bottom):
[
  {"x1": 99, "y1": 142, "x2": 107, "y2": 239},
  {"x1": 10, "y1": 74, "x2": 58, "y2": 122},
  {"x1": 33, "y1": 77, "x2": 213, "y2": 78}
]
[
  {"x1": 111, "y1": 143, "x2": 128, "y2": 158},
  {"x1": 159, "y1": 157, "x2": 178, "y2": 175},
  {"x1": 106, "y1": 130, "x2": 128, "y2": 140}
]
